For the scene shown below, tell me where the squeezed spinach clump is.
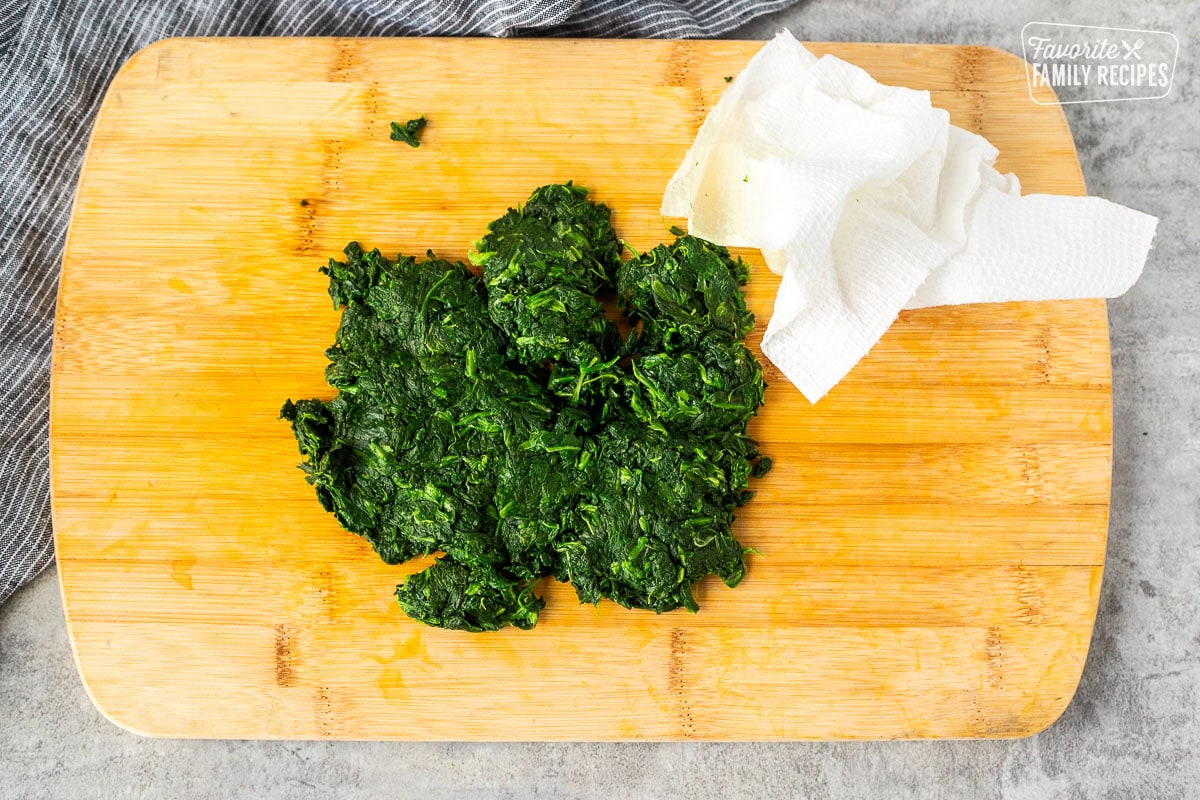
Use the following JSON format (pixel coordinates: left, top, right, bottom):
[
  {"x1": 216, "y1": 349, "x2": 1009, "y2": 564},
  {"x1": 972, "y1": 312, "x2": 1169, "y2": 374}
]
[{"x1": 282, "y1": 183, "x2": 771, "y2": 631}]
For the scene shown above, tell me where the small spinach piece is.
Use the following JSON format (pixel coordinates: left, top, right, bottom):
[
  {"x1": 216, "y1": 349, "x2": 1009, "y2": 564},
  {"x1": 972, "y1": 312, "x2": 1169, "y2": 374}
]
[{"x1": 389, "y1": 116, "x2": 427, "y2": 147}]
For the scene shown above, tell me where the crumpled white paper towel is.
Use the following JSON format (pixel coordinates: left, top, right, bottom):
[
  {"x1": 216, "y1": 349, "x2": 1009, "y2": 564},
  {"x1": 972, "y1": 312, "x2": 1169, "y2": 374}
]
[{"x1": 662, "y1": 30, "x2": 1158, "y2": 403}]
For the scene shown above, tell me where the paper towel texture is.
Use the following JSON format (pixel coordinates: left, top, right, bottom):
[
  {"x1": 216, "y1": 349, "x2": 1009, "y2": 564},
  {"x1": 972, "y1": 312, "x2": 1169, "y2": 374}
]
[{"x1": 662, "y1": 31, "x2": 1158, "y2": 402}]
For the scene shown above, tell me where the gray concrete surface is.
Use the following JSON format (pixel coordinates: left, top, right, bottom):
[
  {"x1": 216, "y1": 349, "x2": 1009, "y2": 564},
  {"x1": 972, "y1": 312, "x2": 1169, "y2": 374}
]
[{"x1": 3, "y1": 1, "x2": 1197, "y2": 797}]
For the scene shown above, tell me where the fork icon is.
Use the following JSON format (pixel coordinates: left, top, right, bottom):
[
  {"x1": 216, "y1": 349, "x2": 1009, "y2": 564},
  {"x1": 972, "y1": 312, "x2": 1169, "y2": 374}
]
[{"x1": 1122, "y1": 39, "x2": 1145, "y2": 60}]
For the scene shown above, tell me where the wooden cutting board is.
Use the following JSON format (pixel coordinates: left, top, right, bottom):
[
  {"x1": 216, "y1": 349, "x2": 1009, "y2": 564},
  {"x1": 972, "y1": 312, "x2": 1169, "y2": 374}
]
[{"x1": 51, "y1": 38, "x2": 1110, "y2": 740}]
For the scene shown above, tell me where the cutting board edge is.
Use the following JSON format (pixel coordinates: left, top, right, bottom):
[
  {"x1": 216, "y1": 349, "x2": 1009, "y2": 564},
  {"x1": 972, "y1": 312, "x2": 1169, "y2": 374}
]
[
  {"x1": 50, "y1": 37, "x2": 1113, "y2": 741},
  {"x1": 48, "y1": 32, "x2": 130, "y2": 742}
]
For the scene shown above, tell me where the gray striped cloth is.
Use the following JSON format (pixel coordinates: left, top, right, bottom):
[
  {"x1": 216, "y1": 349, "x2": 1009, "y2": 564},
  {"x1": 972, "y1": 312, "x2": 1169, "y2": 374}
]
[{"x1": 0, "y1": 0, "x2": 797, "y2": 604}]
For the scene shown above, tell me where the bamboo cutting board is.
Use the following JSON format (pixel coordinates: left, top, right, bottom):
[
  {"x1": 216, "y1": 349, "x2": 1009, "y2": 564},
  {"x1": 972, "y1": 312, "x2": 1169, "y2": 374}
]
[{"x1": 51, "y1": 38, "x2": 1110, "y2": 740}]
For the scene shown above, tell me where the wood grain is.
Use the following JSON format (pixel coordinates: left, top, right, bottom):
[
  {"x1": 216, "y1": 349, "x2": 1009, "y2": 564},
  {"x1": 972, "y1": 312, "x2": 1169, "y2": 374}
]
[{"x1": 51, "y1": 38, "x2": 1109, "y2": 740}]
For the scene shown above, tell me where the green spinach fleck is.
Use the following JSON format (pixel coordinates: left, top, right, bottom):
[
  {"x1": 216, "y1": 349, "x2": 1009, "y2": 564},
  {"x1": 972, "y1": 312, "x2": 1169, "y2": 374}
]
[{"x1": 389, "y1": 116, "x2": 427, "y2": 147}]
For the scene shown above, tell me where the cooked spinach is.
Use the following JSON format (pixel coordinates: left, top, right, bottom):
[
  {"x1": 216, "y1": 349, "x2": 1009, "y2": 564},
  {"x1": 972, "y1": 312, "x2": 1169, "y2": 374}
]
[
  {"x1": 282, "y1": 183, "x2": 771, "y2": 631},
  {"x1": 389, "y1": 116, "x2": 427, "y2": 147}
]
